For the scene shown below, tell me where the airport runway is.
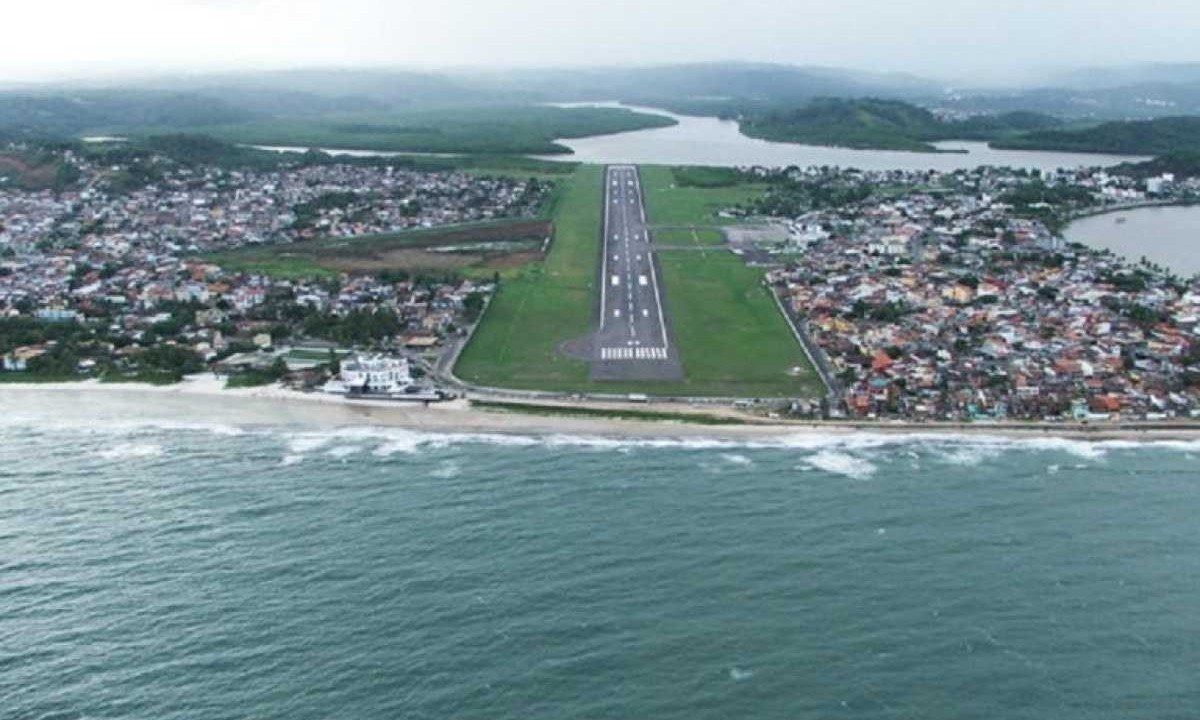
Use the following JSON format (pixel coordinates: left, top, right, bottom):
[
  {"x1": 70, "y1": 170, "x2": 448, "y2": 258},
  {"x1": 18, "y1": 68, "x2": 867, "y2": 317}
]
[{"x1": 590, "y1": 165, "x2": 682, "y2": 381}]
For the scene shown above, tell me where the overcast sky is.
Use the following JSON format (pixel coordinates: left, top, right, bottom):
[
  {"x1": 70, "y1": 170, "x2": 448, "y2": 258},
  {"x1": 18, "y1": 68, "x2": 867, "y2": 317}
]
[{"x1": 4, "y1": 0, "x2": 1199, "y2": 85}]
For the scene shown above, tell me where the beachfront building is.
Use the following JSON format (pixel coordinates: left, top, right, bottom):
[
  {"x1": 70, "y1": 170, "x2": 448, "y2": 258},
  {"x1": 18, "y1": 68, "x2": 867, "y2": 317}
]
[{"x1": 323, "y1": 354, "x2": 413, "y2": 396}]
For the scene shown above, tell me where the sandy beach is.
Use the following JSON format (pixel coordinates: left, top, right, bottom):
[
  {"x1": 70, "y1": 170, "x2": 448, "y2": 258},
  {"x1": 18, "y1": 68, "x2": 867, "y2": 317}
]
[{"x1": 2, "y1": 375, "x2": 1200, "y2": 443}]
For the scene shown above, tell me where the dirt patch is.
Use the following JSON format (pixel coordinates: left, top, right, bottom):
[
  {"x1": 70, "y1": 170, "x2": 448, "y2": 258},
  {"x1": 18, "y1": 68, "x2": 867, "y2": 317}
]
[
  {"x1": 309, "y1": 220, "x2": 553, "y2": 260},
  {"x1": 324, "y1": 249, "x2": 481, "y2": 273}
]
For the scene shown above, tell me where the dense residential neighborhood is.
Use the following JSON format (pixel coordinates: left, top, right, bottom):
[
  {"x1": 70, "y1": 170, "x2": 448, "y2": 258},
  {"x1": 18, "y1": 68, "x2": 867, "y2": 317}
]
[
  {"x1": 0, "y1": 144, "x2": 542, "y2": 385},
  {"x1": 3, "y1": 140, "x2": 1200, "y2": 423},
  {"x1": 759, "y1": 164, "x2": 1200, "y2": 421}
]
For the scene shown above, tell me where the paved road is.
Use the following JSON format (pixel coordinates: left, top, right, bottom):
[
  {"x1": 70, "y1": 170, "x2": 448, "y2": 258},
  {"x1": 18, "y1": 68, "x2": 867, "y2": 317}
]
[{"x1": 591, "y1": 165, "x2": 682, "y2": 381}]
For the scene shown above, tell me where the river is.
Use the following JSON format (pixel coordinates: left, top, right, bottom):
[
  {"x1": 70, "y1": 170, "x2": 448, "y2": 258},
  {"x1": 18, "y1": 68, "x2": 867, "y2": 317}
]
[
  {"x1": 539, "y1": 103, "x2": 1146, "y2": 172},
  {"x1": 1065, "y1": 205, "x2": 1200, "y2": 277}
]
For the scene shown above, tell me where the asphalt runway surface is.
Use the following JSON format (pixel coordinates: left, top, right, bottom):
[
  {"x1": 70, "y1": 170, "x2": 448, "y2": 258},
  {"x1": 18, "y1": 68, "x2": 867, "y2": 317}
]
[{"x1": 590, "y1": 165, "x2": 682, "y2": 382}]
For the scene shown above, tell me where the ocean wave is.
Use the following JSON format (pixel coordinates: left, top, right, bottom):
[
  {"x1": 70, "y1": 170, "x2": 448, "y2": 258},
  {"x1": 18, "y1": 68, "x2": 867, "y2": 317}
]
[
  {"x1": 805, "y1": 451, "x2": 877, "y2": 479},
  {"x1": 288, "y1": 435, "x2": 332, "y2": 454},
  {"x1": 95, "y1": 443, "x2": 163, "y2": 460},
  {"x1": 9, "y1": 410, "x2": 1200, "y2": 461},
  {"x1": 326, "y1": 446, "x2": 361, "y2": 459},
  {"x1": 720, "y1": 453, "x2": 754, "y2": 466}
]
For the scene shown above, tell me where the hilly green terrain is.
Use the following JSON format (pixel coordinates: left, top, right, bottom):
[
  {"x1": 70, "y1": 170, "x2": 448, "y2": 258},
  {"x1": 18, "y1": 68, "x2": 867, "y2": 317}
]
[
  {"x1": 738, "y1": 98, "x2": 1064, "y2": 152},
  {"x1": 992, "y1": 116, "x2": 1200, "y2": 155}
]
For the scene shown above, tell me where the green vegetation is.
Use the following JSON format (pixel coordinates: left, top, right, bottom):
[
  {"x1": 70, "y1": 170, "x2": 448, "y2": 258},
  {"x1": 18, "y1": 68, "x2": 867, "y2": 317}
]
[
  {"x1": 225, "y1": 357, "x2": 289, "y2": 388},
  {"x1": 655, "y1": 251, "x2": 821, "y2": 398},
  {"x1": 0, "y1": 150, "x2": 80, "y2": 191},
  {"x1": 454, "y1": 166, "x2": 602, "y2": 388},
  {"x1": 639, "y1": 166, "x2": 766, "y2": 226},
  {"x1": 1115, "y1": 151, "x2": 1200, "y2": 178},
  {"x1": 209, "y1": 218, "x2": 553, "y2": 280},
  {"x1": 207, "y1": 254, "x2": 337, "y2": 281},
  {"x1": 994, "y1": 116, "x2": 1200, "y2": 155},
  {"x1": 639, "y1": 169, "x2": 821, "y2": 398},
  {"x1": 670, "y1": 166, "x2": 743, "y2": 188},
  {"x1": 738, "y1": 98, "x2": 1063, "y2": 152},
  {"x1": 301, "y1": 308, "x2": 403, "y2": 346},
  {"x1": 652, "y1": 228, "x2": 725, "y2": 247},
  {"x1": 456, "y1": 164, "x2": 820, "y2": 398},
  {"x1": 0, "y1": 90, "x2": 253, "y2": 139},
  {"x1": 84, "y1": 133, "x2": 578, "y2": 181},
  {"x1": 183, "y1": 104, "x2": 675, "y2": 156},
  {"x1": 471, "y1": 400, "x2": 746, "y2": 426}
]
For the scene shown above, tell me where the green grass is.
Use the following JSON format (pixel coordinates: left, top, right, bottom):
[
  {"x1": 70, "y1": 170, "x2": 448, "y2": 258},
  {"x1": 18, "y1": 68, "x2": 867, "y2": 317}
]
[
  {"x1": 635, "y1": 167, "x2": 821, "y2": 398},
  {"x1": 654, "y1": 252, "x2": 821, "y2": 398},
  {"x1": 454, "y1": 165, "x2": 602, "y2": 388},
  {"x1": 670, "y1": 166, "x2": 744, "y2": 188},
  {"x1": 208, "y1": 254, "x2": 338, "y2": 280},
  {"x1": 208, "y1": 217, "x2": 554, "y2": 280},
  {"x1": 652, "y1": 227, "x2": 725, "y2": 247},
  {"x1": 455, "y1": 163, "x2": 821, "y2": 399},
  {"x1": 639, "y1": 166, "x2": 766, "y2": 227}
]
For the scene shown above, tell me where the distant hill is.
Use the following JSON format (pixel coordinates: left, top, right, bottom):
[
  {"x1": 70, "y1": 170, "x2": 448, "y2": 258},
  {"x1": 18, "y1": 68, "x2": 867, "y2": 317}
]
[
  {"x1": 737, "y1": 98, "x2": 1063, "y2": 152},
  {"x1": 1113, "y1": 150, "x2": 1200, "y2": 178},
  {"x1": 0, "y1": 90, "x2": 255, "y2": 139},
  {"x1": 148, "y1": 68, "x2": 496, "y2": 107},
  {"x1": 992, "y1": 116, "x2": 1200, "y2": 155}
]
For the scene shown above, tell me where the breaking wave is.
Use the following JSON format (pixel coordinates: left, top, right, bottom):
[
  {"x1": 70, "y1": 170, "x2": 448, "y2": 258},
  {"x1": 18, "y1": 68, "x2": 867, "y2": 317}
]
[
  {"x1": 95, "y1": 443, "x2": 163, "y2": 460},
  {"x1": 805, "y1": 451, "x2": 878, "y2": 479},
  {"x1": 7, "y1": 409, "x2": 1200, "y2": 466}
]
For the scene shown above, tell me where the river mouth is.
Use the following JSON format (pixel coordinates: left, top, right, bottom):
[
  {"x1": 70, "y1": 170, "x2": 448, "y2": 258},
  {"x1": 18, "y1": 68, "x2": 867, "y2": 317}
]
[
  {"x1": 1064, "y1": 205, "x2": 1200, "y2": 277},
  {"x1": 538, "y1": 101, "x2": 1148, "y2": 171}
]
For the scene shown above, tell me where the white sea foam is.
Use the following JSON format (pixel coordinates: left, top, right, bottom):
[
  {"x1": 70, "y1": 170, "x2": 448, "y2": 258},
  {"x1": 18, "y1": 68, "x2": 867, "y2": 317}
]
[
  {"x1": 326, "y1": 446, "x2": 361, "y2": 459},
  {"x1": 729, "y1": 667, "x2": 754, "y2": 681},
  {"x1": 279, "y1": 454, "x2": 305, "y2": 467},
  {"x1": 805, "y1": 451, "x2": 877, "y2": 479},
  {"x1": 287, "y1": 435, "x2": 333, "y2": 454},
  {"x1": 95, "y1": 443, "x2": 163, "y2": 460},
  {"x1": 11, "y1": 397, "x2": 1200, "y2": 461},
  {"x1": 938, "y1": 446, "x2": 1005, "y2": 467},
  {"x1": 720, "y1": 453, "x2": 754, "y2": 466},
  {"x1": 371, "y1": 433, "x2": 425, "y2": 456}
]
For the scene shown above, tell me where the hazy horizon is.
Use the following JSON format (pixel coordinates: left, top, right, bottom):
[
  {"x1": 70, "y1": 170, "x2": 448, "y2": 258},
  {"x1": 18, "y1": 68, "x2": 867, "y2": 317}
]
[{"x1": 5, "y1": 0, "x2": 1200, "y2": 87}]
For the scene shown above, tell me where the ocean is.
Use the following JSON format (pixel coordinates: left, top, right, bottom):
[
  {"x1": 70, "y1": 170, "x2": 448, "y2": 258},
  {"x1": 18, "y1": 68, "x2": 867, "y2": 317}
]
[{"x1": 3, "y1": 404, "x2": 1199, "y2": 718}]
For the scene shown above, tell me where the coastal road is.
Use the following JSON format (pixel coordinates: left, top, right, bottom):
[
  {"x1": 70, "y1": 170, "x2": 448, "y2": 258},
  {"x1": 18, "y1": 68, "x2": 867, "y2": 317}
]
[{"x1": 591, "y1": 165, "x2": 682, "y2": 381}]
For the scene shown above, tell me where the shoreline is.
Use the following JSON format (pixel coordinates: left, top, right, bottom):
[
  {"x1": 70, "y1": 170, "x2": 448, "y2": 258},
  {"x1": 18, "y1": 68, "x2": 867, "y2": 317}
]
[{"x1": 3, "y1": 376, "x2": 1200, "y2": 443}]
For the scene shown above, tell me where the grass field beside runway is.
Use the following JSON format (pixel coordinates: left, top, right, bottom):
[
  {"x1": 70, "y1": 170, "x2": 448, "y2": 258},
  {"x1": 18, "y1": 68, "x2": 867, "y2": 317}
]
[
  {"x1": 456, "y1": 163, "x2": 821, "y2": 399},
  {"x1": 651, "y1": 227, "x2": 726, "y2": 247},
  {"x1": 453, "y1": 166, "x2": 601, "y2": 389},
  {"x1": 655, "y1": 251, "x2": 823, "y2": 398},
  {"x1": 639, "y1": 168, "x2": 823, "y2": 399},
  {"x1": 638, "y1": 166, "x2": 767, "y2": 227}
]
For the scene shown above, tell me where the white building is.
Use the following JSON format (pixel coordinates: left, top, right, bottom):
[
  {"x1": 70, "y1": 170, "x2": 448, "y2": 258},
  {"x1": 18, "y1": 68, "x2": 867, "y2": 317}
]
[{"x1": 323, "y1": 354, "x2": 413, "y2": 396}]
